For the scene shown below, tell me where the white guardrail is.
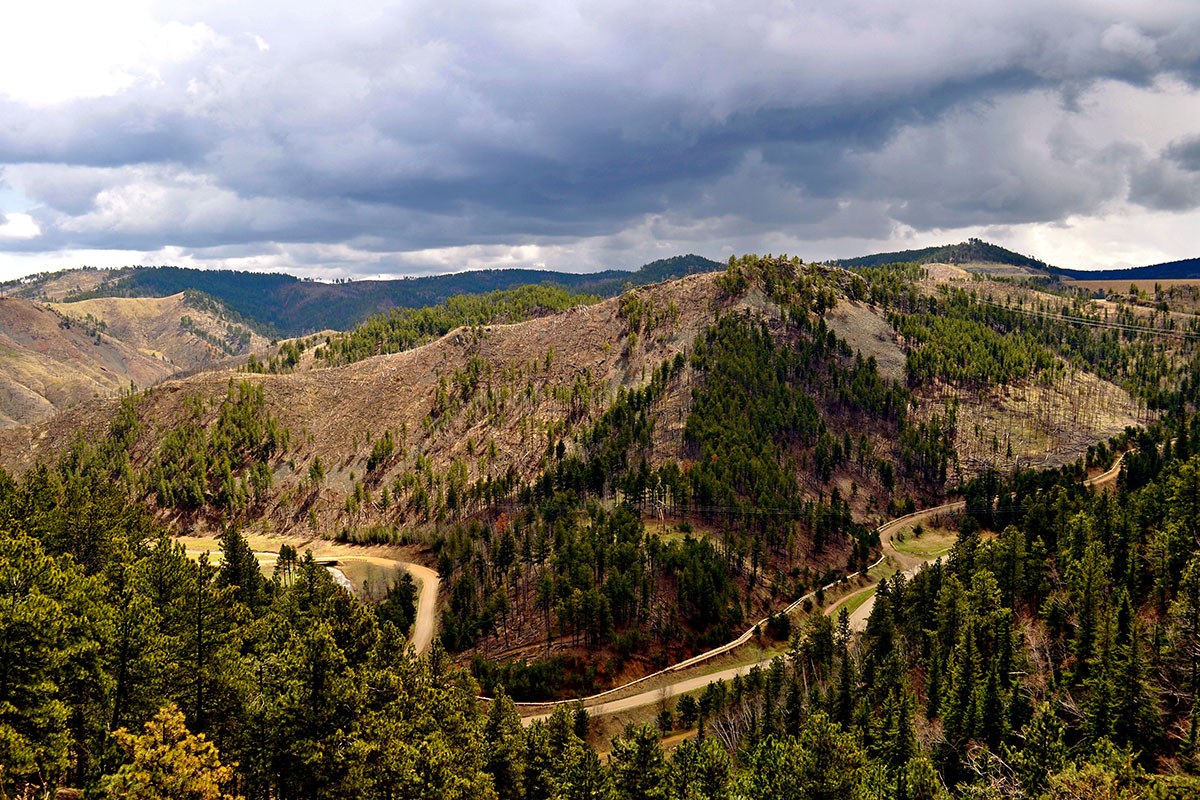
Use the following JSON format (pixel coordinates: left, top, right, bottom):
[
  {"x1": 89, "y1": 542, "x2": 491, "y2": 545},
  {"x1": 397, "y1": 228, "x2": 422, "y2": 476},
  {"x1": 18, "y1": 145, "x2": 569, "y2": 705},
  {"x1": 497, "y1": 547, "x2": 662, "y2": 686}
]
[{"x1": 489, "y1": 454, "x2": 1123, "y2": 711}]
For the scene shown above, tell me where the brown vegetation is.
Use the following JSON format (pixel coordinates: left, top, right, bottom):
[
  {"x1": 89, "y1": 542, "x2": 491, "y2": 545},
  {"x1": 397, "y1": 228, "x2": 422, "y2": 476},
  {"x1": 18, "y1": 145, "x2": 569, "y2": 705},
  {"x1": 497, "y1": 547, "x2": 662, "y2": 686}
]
[{"x1": 0, "y1": 291, "x2": 268, "y2": 429}]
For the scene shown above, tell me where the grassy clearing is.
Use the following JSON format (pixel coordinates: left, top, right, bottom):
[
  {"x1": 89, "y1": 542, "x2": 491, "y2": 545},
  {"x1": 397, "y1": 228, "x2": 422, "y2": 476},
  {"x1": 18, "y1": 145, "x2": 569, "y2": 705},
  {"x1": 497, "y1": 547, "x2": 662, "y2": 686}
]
[
  {"x1": 178, "y1": 534, "x2": 401, "y2": 597},
  {"x1": 182, "y1": 546, "x2": 277, "y2": 578},
  {"x1": 867, "y1": 557, "x2": 900, "y2": 582},
  {"x1": 891, "y1": 526, "x2": 957, "y2": 559},
  {"x1": 337, "y1": 560, "x2": 401, "y2": 600},
  {"x1": 642, "y1": 518, "x2": 719, "y2": 544}
]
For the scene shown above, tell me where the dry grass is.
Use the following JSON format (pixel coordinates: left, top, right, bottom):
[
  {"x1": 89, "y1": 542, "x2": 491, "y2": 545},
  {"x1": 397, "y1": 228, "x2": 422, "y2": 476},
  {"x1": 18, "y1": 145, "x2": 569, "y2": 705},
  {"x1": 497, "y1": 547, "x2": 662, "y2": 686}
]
[
  {"x1": 0, "y1": 297, "x2": 179, "y2": 429},
  {"x1": 4, "y1": 268, "x2": 121, "y2": 301},
  {"x1": 0, "y1": 290, "x2": 270, "y2": 430},
  {"x1": 641, "y1": 518, "x2": 721, "y2": 544},
  {"x1": 922, "y1": 263, "x2": 973, "y2": 282},
  {"x1": 0, "y1": 274, "x2": 735, "y2": 534},
  {"x1": 958, "y1": 262, "x2": 1046, "y2": 278},
  {"x1": 56, "y1": 293, "x2": 270, "y2": 370}
]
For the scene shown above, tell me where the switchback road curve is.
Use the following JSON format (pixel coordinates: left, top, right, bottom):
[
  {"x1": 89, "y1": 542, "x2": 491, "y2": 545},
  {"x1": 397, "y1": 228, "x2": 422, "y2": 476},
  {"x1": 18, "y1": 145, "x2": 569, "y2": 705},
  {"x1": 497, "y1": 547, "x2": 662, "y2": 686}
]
[{"x1": 514, "y1": 454, "x2": 1126, "y2": 723}]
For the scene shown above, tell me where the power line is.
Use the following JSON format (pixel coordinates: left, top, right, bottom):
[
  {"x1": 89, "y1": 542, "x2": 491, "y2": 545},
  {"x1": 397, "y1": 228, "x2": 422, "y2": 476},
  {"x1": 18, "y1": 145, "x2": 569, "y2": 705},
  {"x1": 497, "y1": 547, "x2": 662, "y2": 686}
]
[{"x1": 978, "y1": 298, "x2": 1200, "y2": 342}]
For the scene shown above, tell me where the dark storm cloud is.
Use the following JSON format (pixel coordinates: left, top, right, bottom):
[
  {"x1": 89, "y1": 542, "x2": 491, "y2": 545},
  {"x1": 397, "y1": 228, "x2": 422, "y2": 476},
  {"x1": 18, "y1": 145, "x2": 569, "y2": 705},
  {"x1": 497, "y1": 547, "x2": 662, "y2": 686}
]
[
  {"x1": 1130, "y1": 135, "x2": 1200, "y2": 211},
  {"x1": 3, "y1": 1, "x2": 1200, "y2": 269},
  {"x1": 1168, "y1": 136, "x2": 1200, "y2": 171}
]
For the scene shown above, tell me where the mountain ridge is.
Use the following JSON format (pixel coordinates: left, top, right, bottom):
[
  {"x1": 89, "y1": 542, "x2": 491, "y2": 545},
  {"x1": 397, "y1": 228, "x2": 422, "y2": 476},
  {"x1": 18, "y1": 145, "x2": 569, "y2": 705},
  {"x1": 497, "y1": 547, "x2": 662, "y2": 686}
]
[
  {"x1": 837, "y1": 238, "x2": 1200, "y2": 281},
  {"x1": 1054, "y1": 255, "x2": 1200, "y2": 281},
  {"x1": 4, "y1": 254, "x2": 723, "y2": 336}
]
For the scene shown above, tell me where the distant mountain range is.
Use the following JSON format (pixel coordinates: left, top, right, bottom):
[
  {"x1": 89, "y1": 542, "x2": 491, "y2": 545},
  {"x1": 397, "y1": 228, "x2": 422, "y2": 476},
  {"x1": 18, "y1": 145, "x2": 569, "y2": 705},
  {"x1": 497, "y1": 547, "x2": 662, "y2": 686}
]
[
  {"x1": 7, "y1": 240, "x2": 1200, "y2": 339},
  {"x1": 4, "y1": 254, "x2": 722, "y2": 336},
  {"x1": 1050, "y1": 257, "x2": 1200, "y2": 282}
]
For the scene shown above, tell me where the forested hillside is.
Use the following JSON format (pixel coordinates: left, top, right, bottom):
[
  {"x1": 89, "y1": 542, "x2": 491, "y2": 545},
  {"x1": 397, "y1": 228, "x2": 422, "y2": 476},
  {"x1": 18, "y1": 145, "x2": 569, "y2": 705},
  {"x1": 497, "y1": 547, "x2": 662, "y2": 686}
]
[
  {"x1": 665, "y1": 414, "x2": 1200, "y2": 798},
  {"x1": 6, "y1": 255, "x2": 721, "y2": 336},
  {"x1": 1056, "y1": 256, "x2": 1200, "y2": 281},
  {"x1": 4, "y1": 398, "x2": 1200, "y2": 798},
  {"x1": 835, "y1": 238, "x2": 1051, "y2": 272},
  {"x1": 6, "y1": 253, "x2": 1200, "y2": 798},
  {"x1": 6, "y1": 261, "x2": 940, "y2": 690}
]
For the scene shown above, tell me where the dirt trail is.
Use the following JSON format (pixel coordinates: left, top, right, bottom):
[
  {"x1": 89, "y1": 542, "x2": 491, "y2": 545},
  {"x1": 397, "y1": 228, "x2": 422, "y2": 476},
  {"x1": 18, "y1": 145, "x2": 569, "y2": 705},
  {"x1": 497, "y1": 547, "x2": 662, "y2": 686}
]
[
  {"x1": 401, "y1": 562, "x2": 440, "y2": 655},
  {"x1": 832, "y1": 501, "x2": 965, "y2": 632},
  {"x1": 517, "y1": 454, "x2": 1127, "y2": 724},
  {"x1": 312, "y1": 554, "x2": 440, "y2": 653}
]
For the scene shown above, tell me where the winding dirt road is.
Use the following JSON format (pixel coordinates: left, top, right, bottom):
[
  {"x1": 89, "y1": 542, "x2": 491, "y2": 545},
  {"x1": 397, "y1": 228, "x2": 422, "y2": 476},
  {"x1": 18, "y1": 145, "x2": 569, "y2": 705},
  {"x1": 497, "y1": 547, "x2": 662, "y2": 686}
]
[
  {"x1": 401, "y1": 561, "x2": 440, "y2": 655},
  {"x1": 517, "y1": 454, "x2": 1126, "y2": 723},
  {"x1": 835, "y1": 453, "x2": 1125, "y2": 632},
  {"x1": 318, "y1": 554, "x2": 441, "y2": 654},
  {"x1": 181, "y1": 537, "x2": 440, "y2": 655}
]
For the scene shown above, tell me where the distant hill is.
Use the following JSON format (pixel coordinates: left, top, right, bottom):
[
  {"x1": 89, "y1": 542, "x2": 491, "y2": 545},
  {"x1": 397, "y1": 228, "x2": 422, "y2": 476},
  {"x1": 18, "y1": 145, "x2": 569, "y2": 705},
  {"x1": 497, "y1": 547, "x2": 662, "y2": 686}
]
[
  {"x1": 1055, "y1": 256, "x2": 1200, "y2": 281},
  {"x1": 0, "y1": 291, "x2": 268, "y2": 428},
  {"x1": 4, "y1": 254, "x2": 722, "y2": 336},
  {"x1": 835, "y1": 238, "x2": 1051, "y2": 272},
  {"x1": 834, "y1": 239, "x2": 1200, "y2": 282}
]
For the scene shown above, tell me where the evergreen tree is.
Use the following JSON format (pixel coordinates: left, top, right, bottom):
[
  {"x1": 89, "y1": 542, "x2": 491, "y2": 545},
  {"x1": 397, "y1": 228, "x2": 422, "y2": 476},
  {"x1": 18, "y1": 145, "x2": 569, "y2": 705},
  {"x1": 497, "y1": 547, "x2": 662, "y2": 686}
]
[
  {"x1": 99, "y1": 704, "x2": 241, "y2": 800},
  {"x1": 609, "y1": 725, "x2": 671, "y2": 800}
]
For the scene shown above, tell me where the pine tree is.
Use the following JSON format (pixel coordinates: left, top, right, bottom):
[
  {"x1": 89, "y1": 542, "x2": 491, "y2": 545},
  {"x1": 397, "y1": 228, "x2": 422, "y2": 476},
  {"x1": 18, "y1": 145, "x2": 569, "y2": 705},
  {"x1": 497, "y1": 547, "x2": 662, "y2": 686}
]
[
  {"x1": 1171, "y1": 554, "x2": 1200, "y2": 762},
  {"x1": 484, "y1": 691, "x2": 527, "y2": 799},
  {"x1": 609, "y1": 725, "x2": 671, "y2": 800},
  {"x1": 0, "y1": 532, "x2": 77, "y2": 796},
  {"x1": 216, "y1": 526, "x2": 267, "y2": 611},
  {"x1": 1005, "y1": 702, "x2": 1067, "y2": 797},
  {"x1": 99, "y1": 704, "x2": 241, "y2": 800},
  {"x1": 671, "y1": 736, "x2": 731, "y2": 800}
]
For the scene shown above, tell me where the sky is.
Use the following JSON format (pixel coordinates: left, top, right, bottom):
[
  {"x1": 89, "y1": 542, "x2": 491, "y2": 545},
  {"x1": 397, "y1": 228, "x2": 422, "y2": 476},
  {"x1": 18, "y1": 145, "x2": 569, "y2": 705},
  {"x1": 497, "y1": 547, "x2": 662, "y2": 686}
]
[{"x1": 2, "y1": 1, "x2": 1200, "y2": 282}]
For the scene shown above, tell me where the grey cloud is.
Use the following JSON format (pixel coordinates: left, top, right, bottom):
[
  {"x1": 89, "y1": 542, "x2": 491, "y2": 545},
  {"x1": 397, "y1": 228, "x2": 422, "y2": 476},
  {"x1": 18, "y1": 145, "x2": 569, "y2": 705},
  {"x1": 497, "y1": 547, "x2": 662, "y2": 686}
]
[
  {"x1": 1167, "y1": 136, "x2": 1200, "y2": 171},
  {"x1": 3, "y1": 2, "x2": 1200, "y2": 272},
  {"x1": 1131, "y1": 141, "x2": 1200, "y2": 211}
]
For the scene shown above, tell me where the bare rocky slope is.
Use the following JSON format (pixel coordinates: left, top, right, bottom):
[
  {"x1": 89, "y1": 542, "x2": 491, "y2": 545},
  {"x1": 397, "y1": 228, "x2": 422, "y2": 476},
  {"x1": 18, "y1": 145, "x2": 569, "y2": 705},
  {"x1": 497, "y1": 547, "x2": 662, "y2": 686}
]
[{"x1": 0, "y1": 274, "x2": 728, "y2": 528}]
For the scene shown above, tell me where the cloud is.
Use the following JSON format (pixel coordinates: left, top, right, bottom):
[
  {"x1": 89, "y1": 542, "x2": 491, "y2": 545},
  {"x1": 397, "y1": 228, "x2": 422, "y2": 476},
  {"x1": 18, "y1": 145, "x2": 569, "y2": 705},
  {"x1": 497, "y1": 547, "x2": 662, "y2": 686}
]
[
  {"x1": 1167, "y1": 135, "x2": 1200, "y2": 171},
  {"x1": 1129, "y1": 134, "x2": 1200, "y2": 211},
  {"x1": 2, "y1": 0, "x2": 1200, "y2": 279},
  {"x1": 0, "y1": 2, "x2": 219, "y2": 106},
  {"x1": 0, "y1": 212, "x2": 40, "y2": 240}
]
